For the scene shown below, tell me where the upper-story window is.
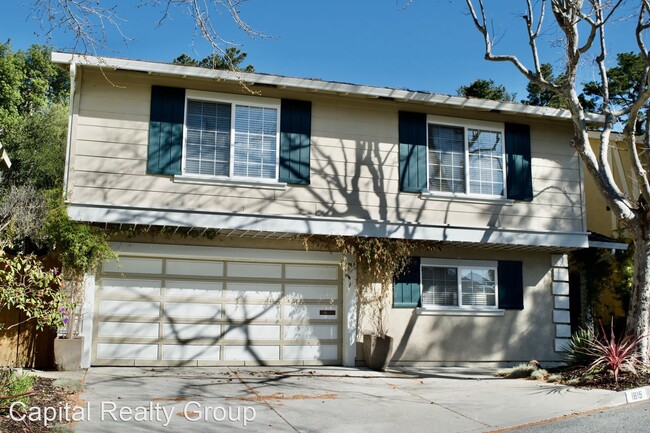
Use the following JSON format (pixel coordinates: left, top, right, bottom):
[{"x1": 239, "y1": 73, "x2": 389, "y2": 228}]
[
  {"x1": 427, "y1": 116, "x2": 505, "y2": 197},
  {"x1": 183, "y1": 90, "x2": 280, "y2": 181}
]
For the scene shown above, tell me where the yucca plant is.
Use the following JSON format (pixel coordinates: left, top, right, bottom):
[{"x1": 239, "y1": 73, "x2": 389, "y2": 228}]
[
  {"x1": 564, "y1": 328, "x2": 599, "y2": 366},
  {"x1": 581, "y1": 319, "x2": 645, "y2": 389}
]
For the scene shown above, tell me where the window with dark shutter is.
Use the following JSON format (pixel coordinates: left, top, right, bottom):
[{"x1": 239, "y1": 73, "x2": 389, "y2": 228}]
[
  {"x1": 279, "y1": 99, "x2": 311, "y2": 185},
  {"x1": 148, "y1": 86, "x2": 185, "y2": 175},
  {"x1": 497, "y1": 260, "x2": 524, "y2": 310},
  {"x1": 505, "y1": 123, "x2": 533, "y2": 201},
  {"x1": 399, "y1": 111, "x2": 428, "y2": 192},
  {"x1": 393, "y1": 257, "x2": 422, "y2": 308}
]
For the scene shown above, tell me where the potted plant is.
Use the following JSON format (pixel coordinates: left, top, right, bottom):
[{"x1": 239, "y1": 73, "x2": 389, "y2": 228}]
[
  {"x1": 306, "y1": 236, "x2": 431, "y2": 371},
  {"x1": 43, "y1": 200, "x2": 115, "y2": 370}
]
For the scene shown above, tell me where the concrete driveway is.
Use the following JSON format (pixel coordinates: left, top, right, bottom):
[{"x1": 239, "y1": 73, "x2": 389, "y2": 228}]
[{"x1": 72, "y1": 366, "x2": 623, "y2": 433}]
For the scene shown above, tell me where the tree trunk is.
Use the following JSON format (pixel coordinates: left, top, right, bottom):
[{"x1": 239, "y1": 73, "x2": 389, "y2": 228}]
[{"x1": 627, "y1": 232, "x2": 650, "y2": 363}]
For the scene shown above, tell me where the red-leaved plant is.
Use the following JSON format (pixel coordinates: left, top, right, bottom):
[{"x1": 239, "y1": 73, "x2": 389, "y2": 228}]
[{"x1": 581, "y1": 319, "x2": 645, "y2": 389}]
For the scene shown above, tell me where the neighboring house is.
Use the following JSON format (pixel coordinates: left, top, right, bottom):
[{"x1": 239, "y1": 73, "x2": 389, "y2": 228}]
[
  {"x1": 53, "y1": 52, "x2": 592, "y2": 369},
  {"x1": 584, "y1": 131, "x2": 638, "y2": 239},
  {"x1": 576, "y1": 132, "x2": 633, "y2": 325}
]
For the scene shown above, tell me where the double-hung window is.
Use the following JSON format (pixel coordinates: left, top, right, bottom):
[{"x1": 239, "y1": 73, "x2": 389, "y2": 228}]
[
  {"x1": 183, "y1": 90, "x2": 280, "y2": 182},
  {"x1": 421, "y1": 259, "x2": 498, "y2": 309},
  {"x1": 427, "y1": 116, "x2": 505, "y2": 197}
]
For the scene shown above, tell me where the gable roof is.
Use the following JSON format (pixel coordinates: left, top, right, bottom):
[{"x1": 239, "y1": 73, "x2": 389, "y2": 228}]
[{"x1": 51, "y1": 52, "x2": 598, "y2": 123}]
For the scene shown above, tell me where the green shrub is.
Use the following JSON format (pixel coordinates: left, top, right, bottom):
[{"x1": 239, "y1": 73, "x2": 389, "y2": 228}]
[
  {"x1": 0, "y1": 368, "x2": 34, "y2": 412},
  {"x1": 563, "y1": 328, "x2": 599, "y2": 366},
  {"x1": 496, "y1": 363, "x2": 536, "y2": 379}
]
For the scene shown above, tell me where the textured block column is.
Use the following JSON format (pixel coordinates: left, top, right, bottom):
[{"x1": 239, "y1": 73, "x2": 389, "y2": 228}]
[{"x1": 551, "y1": 254, "x2": 571, "y2": 352}]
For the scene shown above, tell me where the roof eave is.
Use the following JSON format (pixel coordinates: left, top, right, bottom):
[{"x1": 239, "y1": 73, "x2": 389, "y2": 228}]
[{"x1": 51, "y1": 52, "x2": 602, "y2": 123}]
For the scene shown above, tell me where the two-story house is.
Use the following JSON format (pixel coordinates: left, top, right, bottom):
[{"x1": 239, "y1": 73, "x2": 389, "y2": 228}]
[{"x1": 53, "y1": 52, "x2": 590, "y2": 369}]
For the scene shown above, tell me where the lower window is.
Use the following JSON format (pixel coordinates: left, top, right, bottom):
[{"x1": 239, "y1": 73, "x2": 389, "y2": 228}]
[{"x1": 421, "y1": 261, "x2": 497, "y2": 308}]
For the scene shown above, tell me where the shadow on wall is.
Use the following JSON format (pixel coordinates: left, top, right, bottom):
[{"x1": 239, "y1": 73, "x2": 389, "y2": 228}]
[{"x1": 390, "y1": 252, "x2": 556, "y2": 364}]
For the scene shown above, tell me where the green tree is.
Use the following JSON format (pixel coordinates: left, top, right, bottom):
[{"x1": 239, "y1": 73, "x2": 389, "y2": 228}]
[
  {"x1": 457, "y1": 78, "x2": 515, "y2": 102},
  {"x1": 582, "y1": 52, "x2": 647, "y2": 130},
  {"x1": 523, "y1": 63, "x2": 568, "y2": 108},
  {"x1": 0, "y1": 41, "x2": 68, "y2": 138},
  {"x1": 4, "y1": 104, "x2": 68, "y2": 190},
  {"x1": 173, "y1": 47, "x2": 254, "y2": 72},
  {"x1": 0, "y1": 43, "x2": 113, "y2": 335}
]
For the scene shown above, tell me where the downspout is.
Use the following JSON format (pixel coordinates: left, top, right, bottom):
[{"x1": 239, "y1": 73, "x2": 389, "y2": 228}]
[{"x1": 62, "y1": 62, "x2": 76, "y2": 199}]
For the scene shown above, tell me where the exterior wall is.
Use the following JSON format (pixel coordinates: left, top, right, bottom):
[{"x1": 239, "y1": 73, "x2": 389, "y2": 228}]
[
  {"x1": 67, "y1": 68, "x2": 584, "y2": 239},
  {"x1": 385, "y1": 247, "x2": 561, "y2": 366},
  {"x1": 92, "y1": 235, "x2": 560, "y2": 367}
]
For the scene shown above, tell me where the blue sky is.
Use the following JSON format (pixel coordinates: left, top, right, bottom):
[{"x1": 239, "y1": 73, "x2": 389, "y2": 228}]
[{"x1": 2, "y1": 0, "x2": 641, "y2": 100}]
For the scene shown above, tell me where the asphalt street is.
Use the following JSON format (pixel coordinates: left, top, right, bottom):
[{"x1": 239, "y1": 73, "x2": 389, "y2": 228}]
[{"x1": 508, "y1": 398, "x2": 650, "y2": 433}]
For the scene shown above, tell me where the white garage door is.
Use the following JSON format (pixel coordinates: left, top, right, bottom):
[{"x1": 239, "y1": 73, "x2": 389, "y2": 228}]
[{"x1": 92, "y1": 249, "x2": 342, "y2": 366}]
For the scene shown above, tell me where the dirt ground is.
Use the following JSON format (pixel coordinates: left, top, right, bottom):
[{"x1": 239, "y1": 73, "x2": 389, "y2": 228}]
[{"x1": 0, "y1": 376, "x2": 80, "y2": 433}]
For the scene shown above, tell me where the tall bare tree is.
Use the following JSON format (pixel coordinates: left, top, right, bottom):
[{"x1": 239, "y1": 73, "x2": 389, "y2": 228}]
[
  {"x1": 29, "y1": 0, "x2": 261, "y2": 68},
  {"x1": 466, "y1": 0, "x2": 650, "y2": 360}
]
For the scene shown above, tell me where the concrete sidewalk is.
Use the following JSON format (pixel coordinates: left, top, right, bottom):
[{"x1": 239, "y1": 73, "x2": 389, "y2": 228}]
[{"x1": 59, "y1": 366, "x2": 632, "y2": 432}]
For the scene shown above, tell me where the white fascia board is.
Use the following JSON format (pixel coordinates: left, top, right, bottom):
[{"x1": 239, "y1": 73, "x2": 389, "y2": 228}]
[
  {"x1": 67, "y1": 202, "x2": 589, "y2": 250},
  {"x1": 588, "y1": 240, "x2": 629, "y2": 250},
  {"x1": 50, "y1": 52, "x2": 601, "y2": 123}
]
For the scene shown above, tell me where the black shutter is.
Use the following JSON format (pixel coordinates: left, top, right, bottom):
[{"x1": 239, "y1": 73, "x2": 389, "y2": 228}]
[
  {"x1": 498, "y1": 260, "x2": 524, "y2": 310},
  {"x1": 148, "y1": 86, "x2": 185, "y2": 175},
  {"x1": 279, "y1": 99, "x2": 311, "y2": 184},
  {"x1": 393, "y1": 257, "x2": 421, "y2": 308},
  {"x1": 505, "y1": 123, "x2": 533, "y2": 201},
  {"x1": 399, "y1": 111, "x2": 428, "y2": 192}
]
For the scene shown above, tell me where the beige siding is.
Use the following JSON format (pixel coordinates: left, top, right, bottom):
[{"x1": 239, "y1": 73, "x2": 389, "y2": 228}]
[{"x1": 68, "y1": 69, "x2": 584, "y2": 235}]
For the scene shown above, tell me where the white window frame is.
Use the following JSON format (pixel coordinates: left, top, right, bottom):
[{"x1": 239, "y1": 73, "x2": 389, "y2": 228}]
[
  {"x1": 417, "y1": 258, "x2": 503, "y2": 316},
  {"x1": 425, "y1": 115, "x2": 507, "y2": 200},
  {"x1": 179, "y1": 89, "x2": 282, "y2": 184}
]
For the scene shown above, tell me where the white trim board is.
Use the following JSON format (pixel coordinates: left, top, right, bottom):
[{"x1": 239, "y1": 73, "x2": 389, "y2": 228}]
[
  {"x1": 69, "y1": 202, "x2": 589, "y2": 249},
  {"x1": 109, "y1": 241, "x2": 341, "y2": 264}
]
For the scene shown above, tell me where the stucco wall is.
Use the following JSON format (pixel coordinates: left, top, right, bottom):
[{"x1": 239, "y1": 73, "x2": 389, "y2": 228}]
[{"x1": 384, "y1": 247, "x2": 559, "y2": 365}]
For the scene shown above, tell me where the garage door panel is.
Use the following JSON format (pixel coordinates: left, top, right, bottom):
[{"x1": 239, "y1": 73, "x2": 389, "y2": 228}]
[
  {"x1": 103, "y1": 258, "x2": 163, "y2": 274},
  {"x1": 225, "y1": 304, "x2": 280, "y2": 321},
  {"x1": 165, "y1": 302, "x2": 222, "y2": 319},
  {"x1": 163, "y1": 323, "x2": 222, "y2": 340},
  {"x1": 94, "y1": 252, "x2": 342, "y2": 366},
  {"x1": 99, "y1": 278, "x2": 161, "y2": 296},
  {"x1": 285, "y1": 284, "x2": 338, "y2": 301},
  {"x1": 228, "y1": 262, "x2": 282, "y2": 278},
  {"x1": 284, "y1": 324, "x2": 338, "y2": 340},
  {"x1": 165, "y1": 280, "x2": 223, "y2": 297},
  {"x1": 284, "y1": 345, "x2": 338, "y2": 360},
  {"x1": 163, "y1": 344, "x2": 220, "y2": 360},
  {"x1": 99, "y1": 322, "x2": 160, "y2": 338},
  {"x1": 224, "y1": 345, "x2": 280, "y2": 361},
  {"x1": 100, "y1": 300, "x2": 160, "y2": 317},
  {"x1": 225, "y1": 282, "x2": 282, "y2": 300},
  {"x1": 285, "y1": 264, "x2": 338, "y2": 280},
  {"x1": 97, "y1": 343, "x2": 158, "y2": 359},
  {"x1": 166, "y1": 259, "x2": 224, "y2": 277},
  {"x1": 224, "y1": 325, "x2": 281, "y2": 340},
  {"x1": 284, "y1": 304, "x2": 338, "y2": 321}
]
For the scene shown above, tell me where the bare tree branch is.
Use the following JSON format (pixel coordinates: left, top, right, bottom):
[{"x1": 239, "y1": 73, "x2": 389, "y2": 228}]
[
  {"x1": 465, "y1": 0, "x2": 560, "y2": 93},
  {"x1": 30, "y1": 0, "x2": 264, "y2": 67}
]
